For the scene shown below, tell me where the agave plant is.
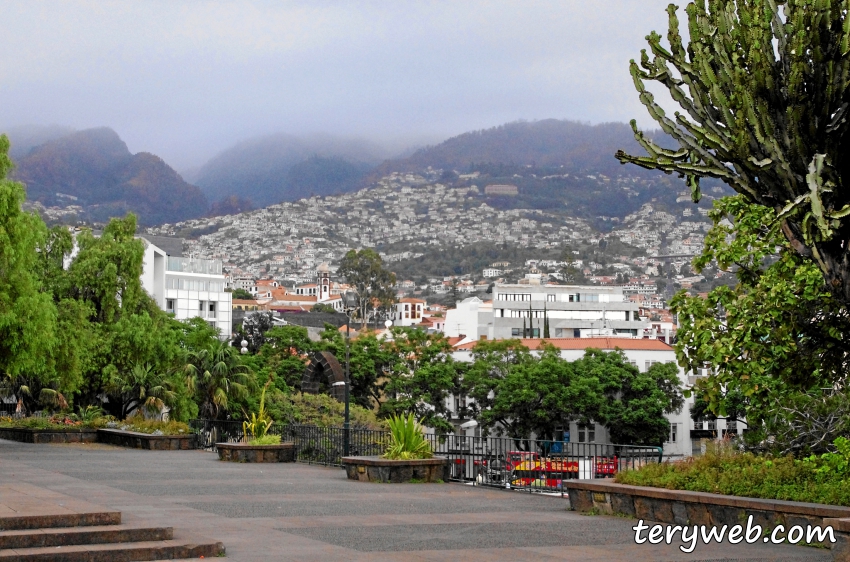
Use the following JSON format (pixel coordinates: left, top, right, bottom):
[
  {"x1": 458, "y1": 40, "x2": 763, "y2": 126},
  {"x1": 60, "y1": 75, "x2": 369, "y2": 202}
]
[
  {"x1": 383, "y1": 413, "x2": 433, "y2": 460},
  {"x1": 243, "y1": 382, "x2": 275, "y2": 443}
]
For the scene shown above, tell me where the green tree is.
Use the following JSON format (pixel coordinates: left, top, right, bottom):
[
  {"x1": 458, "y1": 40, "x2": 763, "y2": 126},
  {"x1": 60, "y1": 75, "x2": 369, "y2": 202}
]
[
  {"x1": 257, "y1": 325, "x2": 314, "y2": 390},
  {"x1": 672, "y1": 196, "x2": 846, "y2": 422},
  {"x1": 310, "y1": 303, "x2": 337, "y2": 313},
  {"x1": 184, "y1": 339, "x2": 255, "y2": 419},
  {"x1": 337, "y1": 249, "x2": 396, "y2": 326},
  {"x1": 231, "y1": 288, "x2": 254, "y2": 300},
  {"x1": 617, "y1": 1, "x2": 850, "y2": 308},
  {"x1": 0, "y1": 136, "x2": 59, "y2": 395},
  {"x1": 105, "y1": 363, "x2": 179, "y2": 420},
  {"x1": 318, "y1": 326, "x2": 392, "y2": 410},
  {"x1": 592, "y1": 354, "x2": 684, "y2": 446},
  {"x1": 380, "y1": 328, "x2": 458, "y2": 432}
]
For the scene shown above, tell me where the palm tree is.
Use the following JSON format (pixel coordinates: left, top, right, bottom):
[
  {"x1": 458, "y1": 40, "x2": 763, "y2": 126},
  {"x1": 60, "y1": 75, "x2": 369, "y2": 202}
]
[
  {"x1": 184, "y1": 340, "x2": 254, "y2": 419},
  {"x1": 105, "y1": 363, "x2": 178, "y2": 420}
]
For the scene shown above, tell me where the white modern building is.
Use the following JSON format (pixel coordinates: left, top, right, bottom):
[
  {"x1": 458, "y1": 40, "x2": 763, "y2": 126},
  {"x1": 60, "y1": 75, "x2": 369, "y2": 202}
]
[
  {"x1": 140, "y1": 235, "x2": 232, "y2": 338},
  {"x1": 491, "y1": 283, "x2": 649, "y2": 340}
]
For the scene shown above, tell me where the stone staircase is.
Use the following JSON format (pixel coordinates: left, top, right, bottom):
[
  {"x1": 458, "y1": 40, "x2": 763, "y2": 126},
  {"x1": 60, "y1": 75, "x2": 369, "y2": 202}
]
[{"x1": 0, "y1": 484, "x2": 223, "y2": 561}]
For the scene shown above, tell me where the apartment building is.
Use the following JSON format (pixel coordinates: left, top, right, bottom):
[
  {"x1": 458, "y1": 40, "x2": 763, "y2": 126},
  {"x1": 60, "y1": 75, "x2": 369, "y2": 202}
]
[
  {"x1": 490, "y1": 283, "x2": 648, "y2": 340},
  {"x1": 140, "y1": 236, "x2": 232, "y2": 338}
]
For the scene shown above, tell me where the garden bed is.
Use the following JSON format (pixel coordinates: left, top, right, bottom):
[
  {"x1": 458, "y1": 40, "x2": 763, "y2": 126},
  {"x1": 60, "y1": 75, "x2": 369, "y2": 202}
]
[
  {"x1": 216, "y1": 442, "x2": 296, "y2": 463},
  {"x1": 342, "y1": 456, "x2": 449, "y2": 483},
  {"x1": 96, "y1": 428, "x2": 197, "y2": 450},
  {"x1": 0, "y1": 427, "x2": 98, "y2": 444}
]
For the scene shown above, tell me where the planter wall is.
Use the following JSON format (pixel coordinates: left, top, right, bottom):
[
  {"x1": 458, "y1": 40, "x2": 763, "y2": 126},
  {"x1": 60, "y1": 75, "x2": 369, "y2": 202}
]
[
  {"x1": 564, "y1": 480, "x2": 850, "y2": 556},
  {"x1": 0, "y1": 427, "x2": 98, "y2": 444},
  {"x1": 216, "y1": 442, "x2": 296, "y2": 463},
  {"x1": 342, "y1": 456, "x2": 449, "y2": 483},
  {"x1": 96, "y1": 429, "x2": 196, "y2": 450}
]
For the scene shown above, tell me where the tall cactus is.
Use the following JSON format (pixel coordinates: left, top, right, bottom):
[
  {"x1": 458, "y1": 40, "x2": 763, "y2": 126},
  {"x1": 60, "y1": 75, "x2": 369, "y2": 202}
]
[{"x1": 617, "y1": 1, "x2": 850, "y2": 304}]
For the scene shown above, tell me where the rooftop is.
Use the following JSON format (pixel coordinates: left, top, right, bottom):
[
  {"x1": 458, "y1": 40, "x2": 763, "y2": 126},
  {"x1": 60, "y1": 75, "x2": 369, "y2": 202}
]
[{"x1": 454, "y1": 337, "x2": 675, "y2": 351}]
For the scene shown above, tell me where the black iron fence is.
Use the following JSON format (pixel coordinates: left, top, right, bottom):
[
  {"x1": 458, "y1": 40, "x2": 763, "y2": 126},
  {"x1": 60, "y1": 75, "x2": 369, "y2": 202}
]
[{"x1": 190, "y1": 419, "x2": 662, "y2": 494}]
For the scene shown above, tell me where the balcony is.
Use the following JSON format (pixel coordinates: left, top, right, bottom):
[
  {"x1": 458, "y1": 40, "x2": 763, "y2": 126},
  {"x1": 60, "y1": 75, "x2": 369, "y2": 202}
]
[{"x1": 166, "y1": 256, "x2": 222, "y2": 275}]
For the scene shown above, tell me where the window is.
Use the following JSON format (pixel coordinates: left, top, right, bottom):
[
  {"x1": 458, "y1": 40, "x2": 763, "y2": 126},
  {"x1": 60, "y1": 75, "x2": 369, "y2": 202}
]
[
  {"x1": 574, "y1": 329, "x2": 581, "y2": 338},
  {"x1": 531, "y1": 328, "x2": 540, "y2": 337},
  {"x1": 511, "y1": 328, "x2": 521, "y2": 337},
  {"x1": 199, "y1": 300, "x2": 206, "y2": 317},
  {"x1": 578, "y1": 424, "x2": 595, "y2": 443},
  {"x1": 208, "y1": 302, "x2": 216, "y2": 319},
  {"x1": 625, "y1": 311, "x2": 630, "y2": 321},
  {"x1": 668, "y1": 423, "x2": 678, "y2": 443},
  {"x1": 569, "y1": 294, "x2": 579, "y2": 302},
  {"x1": 546, "y1": 294, "x2": 556, "y2": 302},
  {"x1": 166, "y1": 299, "x2": 175, "y2": 313},
  {"x1": 645, "y1": 360, "x2": 660, "y2": 372},
  {"x1": 727, "y1": 419, "x2": 738, "y2": 434}
]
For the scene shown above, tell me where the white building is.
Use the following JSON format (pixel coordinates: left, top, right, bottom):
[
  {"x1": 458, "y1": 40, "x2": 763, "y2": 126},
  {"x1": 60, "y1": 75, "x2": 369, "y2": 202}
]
[
  {"x1": 390, "y1": 298, "x2": 425, "y2": 327},
  {"x1": 443, "y1": 297, "x2": 493, "y2": 342},
  {"x1": 140, "y1": 236, "x2": 232, "y2": 338},
  {"x1": 489, "y1": 283, "x2": 649, "y2": 340}
]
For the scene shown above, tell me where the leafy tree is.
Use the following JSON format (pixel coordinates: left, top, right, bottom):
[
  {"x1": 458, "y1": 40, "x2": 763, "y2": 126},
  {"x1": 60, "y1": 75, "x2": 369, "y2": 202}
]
[
  {"x1": 463, "y1": 341, "x2": 682, "y2": 446},
  {"x1": 257, "y1": 325, "x2": 314, "y2": 390},
  {"x1": 0, "y1": 136, "x2": 59, "y2": 393},
  {"x1": 337, "y1": 248, "x2": 396, "y2": 325},
  {"x1": 318, "y1": 325, "x2": 393, "y2": 410},
  {"x1": 239, "y1": 311, "x2": 277, "y2": 354},
  {"x1": 231, "y1": 288, "x2": 254, "y2": 300},
  {"x1": 592, "y1": 355, "x2": 684, "y2": 446},
  {"x1": 310, "y1": 303, "x2": 337, "y2": 313},
  {"x1": 379, "y1": 328, "x2": 458, "y2": 432},
  {"x1": 672, "y1": 196, "x2": 846, "y2": 422},
  {"x1": 617, "y1": 1, "x2": 850, "y2": 308}
]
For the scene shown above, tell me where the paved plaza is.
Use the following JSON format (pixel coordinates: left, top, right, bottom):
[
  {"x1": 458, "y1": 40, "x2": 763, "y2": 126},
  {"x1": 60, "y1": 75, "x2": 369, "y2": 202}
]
[{"x1": 0, "y1": 439, "x2": 833, "y2": 561}]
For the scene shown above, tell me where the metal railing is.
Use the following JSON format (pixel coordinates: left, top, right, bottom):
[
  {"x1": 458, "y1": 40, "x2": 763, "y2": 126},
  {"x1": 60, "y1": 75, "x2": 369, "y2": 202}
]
[{"x1": 189, "y1": 419, "x2": 662, "y2": 494}]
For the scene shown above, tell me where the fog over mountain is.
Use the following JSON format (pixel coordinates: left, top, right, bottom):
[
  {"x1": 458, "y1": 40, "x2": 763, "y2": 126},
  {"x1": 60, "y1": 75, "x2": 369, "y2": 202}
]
[
  {"x1": 193, "y1": 133, "x2": 390, "y2": 207},
  {"x1": 11, "y1": 127, "x2": 208, "y2": 225}
]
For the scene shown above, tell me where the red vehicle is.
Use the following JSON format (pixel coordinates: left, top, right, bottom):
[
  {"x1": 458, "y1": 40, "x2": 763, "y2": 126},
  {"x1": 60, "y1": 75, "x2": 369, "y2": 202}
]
[{"x1": 510, "y1": 455, "x2": 619, "y2": 488}]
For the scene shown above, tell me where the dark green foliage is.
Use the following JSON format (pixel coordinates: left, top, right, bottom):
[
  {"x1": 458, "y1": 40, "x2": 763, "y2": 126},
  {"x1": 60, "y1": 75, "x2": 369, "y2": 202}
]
[
  {"x1": 672, "y1": 196, "x2": 848, "y2": 423},
  {"x1": 619, "y1": 0, "x2": 850, "y2": 306},
  {"x1": 231, "y1": 288, "x2": 254, "y2": 300},
  {"x1": 463, "y1": 340, "x2": 682, "y2": 445}
]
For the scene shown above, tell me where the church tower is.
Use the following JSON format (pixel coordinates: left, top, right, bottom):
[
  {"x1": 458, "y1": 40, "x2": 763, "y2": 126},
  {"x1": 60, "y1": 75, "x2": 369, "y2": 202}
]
[{"x1": 317, "y1": 262, "x2": 330, "y2": 302}]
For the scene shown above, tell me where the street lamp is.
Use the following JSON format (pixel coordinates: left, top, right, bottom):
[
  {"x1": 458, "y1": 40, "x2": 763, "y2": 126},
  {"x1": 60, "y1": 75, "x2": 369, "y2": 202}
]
[
  {"x1": 240, "y1": 340, "x2": 248, "y2": 355},
  {"x1": 341, "y1": 291, "x2": 359, "y2": 457}
]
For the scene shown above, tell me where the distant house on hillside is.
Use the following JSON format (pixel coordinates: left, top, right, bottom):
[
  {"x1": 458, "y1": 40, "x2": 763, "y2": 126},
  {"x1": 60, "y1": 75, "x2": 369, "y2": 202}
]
[{"x1": 484, "y1": 184, "x2": 518, "y2": 196}]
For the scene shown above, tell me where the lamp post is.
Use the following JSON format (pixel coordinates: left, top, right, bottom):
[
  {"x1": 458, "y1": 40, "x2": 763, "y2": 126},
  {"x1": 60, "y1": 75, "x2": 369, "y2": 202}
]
[{"x1": 341, "y1": 291, "x2": 358, "y2": 457}]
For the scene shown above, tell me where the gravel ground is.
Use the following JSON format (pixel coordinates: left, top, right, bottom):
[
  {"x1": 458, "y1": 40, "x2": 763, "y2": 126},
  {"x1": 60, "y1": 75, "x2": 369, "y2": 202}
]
[{"x1": 0, "y1": 439, "x2": 833, "y2": 561}]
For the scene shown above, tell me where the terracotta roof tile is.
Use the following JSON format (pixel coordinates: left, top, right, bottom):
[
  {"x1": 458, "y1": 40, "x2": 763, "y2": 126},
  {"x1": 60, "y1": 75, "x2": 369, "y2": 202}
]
[{"x1": 453, "y1": 337, "x2": 674, "y2": 351}]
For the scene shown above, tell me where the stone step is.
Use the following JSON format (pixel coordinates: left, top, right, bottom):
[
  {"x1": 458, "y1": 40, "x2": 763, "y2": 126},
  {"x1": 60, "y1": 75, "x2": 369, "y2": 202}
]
[
  {"x1": 0, "y1": 510, "x2": 121, "y2": 531},
  {"x1": 0, "y1": 535, "x2": 225, "y2": 561},
  {"x1": 0, "y1": 524, "x2": 173, "y2": 549}
]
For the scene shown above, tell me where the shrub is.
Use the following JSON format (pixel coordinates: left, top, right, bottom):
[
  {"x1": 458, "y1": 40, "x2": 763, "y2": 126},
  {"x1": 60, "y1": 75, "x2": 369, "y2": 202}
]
[
  {"x1": 616, "y1": 439, "x2": 850, "y2": 506},
  {"x1": 383, "y1": 413, "x2": 432, "y2": 460},
  {"x1": 273, "y1": 392, "x2": 386, "y2": 430},
  {"x1": 249, "y1": 434, "x2": 282, "y2": 446},
  {"x1": 112, "y1": 417, "x2": 190, "y2": 435}
]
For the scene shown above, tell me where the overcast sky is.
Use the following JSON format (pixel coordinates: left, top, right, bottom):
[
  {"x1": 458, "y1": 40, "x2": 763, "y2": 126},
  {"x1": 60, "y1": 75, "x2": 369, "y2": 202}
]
[{"x1": 2, "y1": 1, "x2": 674, "y2": 170}]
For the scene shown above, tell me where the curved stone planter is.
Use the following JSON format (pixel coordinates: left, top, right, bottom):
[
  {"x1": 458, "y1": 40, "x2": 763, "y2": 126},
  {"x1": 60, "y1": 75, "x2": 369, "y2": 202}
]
[
  {"x1": 0, "y1": 427, "x2": 98, "y2": 444},
  {"x1": 216, "y1": 442, "x2": 296, "y2": 463},
  {"x1": 97, "y1": 428, "x2": 196, "y2": 450},
  {"x1": 342, "y1": 455, "x2": 449, "y2": 483}
]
